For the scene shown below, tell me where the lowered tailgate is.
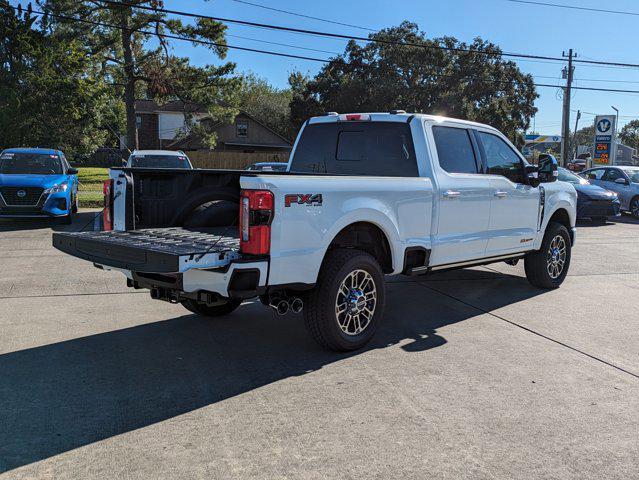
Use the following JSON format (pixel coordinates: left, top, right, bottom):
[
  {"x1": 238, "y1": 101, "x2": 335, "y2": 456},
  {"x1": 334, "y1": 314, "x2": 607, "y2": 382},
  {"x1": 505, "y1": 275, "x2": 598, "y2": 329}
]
[{"x1": 52, "y1": 227, "x2": 240, "y2": 273}]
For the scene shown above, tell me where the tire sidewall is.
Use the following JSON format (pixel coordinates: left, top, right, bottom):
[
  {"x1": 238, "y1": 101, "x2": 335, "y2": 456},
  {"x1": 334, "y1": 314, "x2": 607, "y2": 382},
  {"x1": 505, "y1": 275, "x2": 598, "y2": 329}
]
[
  {"x1": 319, "y1": 252, "x2": 385, "y2": 350},
  {"x1": 542, "y1": 224, "x2": 571, "y2": 287},
  {"x1": 631, "y1": 197, "x2": 639, "y2": 218}
]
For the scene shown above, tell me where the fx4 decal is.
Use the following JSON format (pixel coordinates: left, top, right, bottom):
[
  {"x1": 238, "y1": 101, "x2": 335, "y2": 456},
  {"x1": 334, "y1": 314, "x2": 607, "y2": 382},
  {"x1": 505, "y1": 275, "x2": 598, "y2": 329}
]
[{"x1": 285, "y1": 193, "x2": 323, "y2": 208}]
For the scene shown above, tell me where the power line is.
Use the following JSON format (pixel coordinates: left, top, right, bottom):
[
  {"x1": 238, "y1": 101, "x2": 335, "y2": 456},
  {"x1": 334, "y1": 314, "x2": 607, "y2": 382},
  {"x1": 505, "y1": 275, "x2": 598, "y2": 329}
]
[
  {"x1": 7, "y1": 4, "x2": 639, "y2": 95},
  {"x1": 226, "y1": 33, "x2": 341, "y2": 55},
  {"x1": 505, "y1": 0, "x2": 639, "y2": 17},
  {"x1": 229, "y1": 0, "x2": 376, "y2": 32},
  {"x1": 98, "y1": 0, "x2": 639, "y2": 70},
  {"x1": 96, "y1": 0, "x2": 569, "y2": 63}
]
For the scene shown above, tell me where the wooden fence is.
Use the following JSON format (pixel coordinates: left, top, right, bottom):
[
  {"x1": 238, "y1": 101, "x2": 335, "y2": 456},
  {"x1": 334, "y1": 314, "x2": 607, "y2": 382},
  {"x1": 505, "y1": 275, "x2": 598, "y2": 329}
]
[{"x1": 186, "y1": 151, "x2": 290, "y2": 170}]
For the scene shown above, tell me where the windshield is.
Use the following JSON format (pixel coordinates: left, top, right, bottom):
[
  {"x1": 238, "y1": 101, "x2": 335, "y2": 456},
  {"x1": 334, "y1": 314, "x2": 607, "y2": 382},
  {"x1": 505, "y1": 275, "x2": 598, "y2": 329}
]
[
  {"x1": 129, "y1": 155, "x2": 191, "y2": 169},
  {"x1": 558, "y1": 167, "x2": 589, "y2": 185},
  {"x1": 622, "y1": 169, "x2": 639, "y2": 183},
  {"x1": 0, "y1": 152, "x2": 63, "y2": 175}
]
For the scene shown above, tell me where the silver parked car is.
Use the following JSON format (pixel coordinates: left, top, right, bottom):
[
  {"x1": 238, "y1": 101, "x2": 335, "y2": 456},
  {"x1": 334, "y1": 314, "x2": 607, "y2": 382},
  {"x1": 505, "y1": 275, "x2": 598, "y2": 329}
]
[{"x1": 581, "y1": 166, "x2": 639, "y2": 218}]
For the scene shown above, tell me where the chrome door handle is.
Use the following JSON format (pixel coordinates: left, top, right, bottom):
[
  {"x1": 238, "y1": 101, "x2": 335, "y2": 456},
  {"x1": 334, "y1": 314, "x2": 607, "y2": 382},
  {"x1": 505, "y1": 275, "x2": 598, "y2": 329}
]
[
  {"x1": 494, "y1": 191, "x2": 508, "y2": 198},
  {"x1": 443, "y1": 190, "x2": 461, "y2": 198}
]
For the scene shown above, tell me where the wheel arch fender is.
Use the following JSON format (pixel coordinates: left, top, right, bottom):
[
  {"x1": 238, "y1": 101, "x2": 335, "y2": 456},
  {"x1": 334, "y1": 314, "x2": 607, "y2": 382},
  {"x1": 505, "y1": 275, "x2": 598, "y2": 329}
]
[
  {"x1": 321, "y1": 207, "x2": 402, "y2": 275},
  {"x1": 536, "y1": 203, "x2": 575, "y2": 250}
]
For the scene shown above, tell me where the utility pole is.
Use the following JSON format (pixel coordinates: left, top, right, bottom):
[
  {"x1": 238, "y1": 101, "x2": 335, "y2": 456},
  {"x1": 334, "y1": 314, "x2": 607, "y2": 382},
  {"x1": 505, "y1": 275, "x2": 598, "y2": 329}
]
[
  {"x1": 573, "y1": 109, "x2": 581, "y2": 159},
  {"x1": 560, "y1": 49, "x2": 576, "y2": 166}
]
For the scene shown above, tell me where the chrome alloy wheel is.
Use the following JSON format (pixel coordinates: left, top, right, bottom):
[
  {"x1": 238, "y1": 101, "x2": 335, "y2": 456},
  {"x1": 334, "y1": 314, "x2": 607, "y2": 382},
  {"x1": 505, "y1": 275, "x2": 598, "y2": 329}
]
[
  {"x1": 546, "y1": 235, "x2": 567, "y2": 279},
  {"x1": 335, "y1": 269, "x2": 377, "y2": 336}
]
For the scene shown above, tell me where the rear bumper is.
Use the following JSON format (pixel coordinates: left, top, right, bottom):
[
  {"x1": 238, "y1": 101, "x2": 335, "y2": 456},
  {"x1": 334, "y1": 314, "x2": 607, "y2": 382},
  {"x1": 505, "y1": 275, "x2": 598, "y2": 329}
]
[{"x1": 106, "y1": 260, "x2": 269, "y2": 300}]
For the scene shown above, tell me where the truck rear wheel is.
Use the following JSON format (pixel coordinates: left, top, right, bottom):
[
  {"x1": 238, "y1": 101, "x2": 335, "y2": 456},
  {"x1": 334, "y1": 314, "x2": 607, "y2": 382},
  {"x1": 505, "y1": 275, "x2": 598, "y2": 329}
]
[
  {"x1": 304, "y1": 248, "x2": 385, "y2": 351},
  {"x1": 181, "y1": 298, "x2": 242, "y2": 317},
  {"x1": 524, "y1": 221, "x2": 571, "y2": 289}
]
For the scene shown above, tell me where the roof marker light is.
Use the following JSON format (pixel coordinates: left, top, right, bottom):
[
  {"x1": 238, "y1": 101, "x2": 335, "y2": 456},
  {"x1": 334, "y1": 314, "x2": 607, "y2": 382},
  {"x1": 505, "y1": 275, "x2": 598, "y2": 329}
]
[{"x1": 339, "y1": 114, "x2": 371, "y2": 122}]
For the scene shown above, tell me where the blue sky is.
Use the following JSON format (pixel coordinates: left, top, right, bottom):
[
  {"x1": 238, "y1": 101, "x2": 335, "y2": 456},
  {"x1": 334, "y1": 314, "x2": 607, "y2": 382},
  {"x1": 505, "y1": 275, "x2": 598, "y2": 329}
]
[
  {"x1": 13, "y1": 0, "x2": 639, "y2": 134},
  {"x1": 160, "y1": 0, "x2": 639, "y2": 135}
]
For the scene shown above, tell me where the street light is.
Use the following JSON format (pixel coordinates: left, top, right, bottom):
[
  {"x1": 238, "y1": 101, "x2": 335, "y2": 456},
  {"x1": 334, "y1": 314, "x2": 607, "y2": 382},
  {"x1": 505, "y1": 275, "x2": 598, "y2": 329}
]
[
  {"x1": 611, "y1": 105, "x2": 619, "y2": 137},
  {"x1": 612, "y1": 106, "x2": 619, "y2": 165}
]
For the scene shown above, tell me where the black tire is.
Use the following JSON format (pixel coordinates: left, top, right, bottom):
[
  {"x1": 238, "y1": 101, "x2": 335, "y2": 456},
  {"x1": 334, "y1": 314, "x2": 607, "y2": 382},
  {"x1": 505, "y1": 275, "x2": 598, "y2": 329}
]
[
  {"x1": 630, "y1": 196, "x2": 639, "y2": 219},
  {"x1": 524, "y1": 222, "x2": 571, "y2": 289},
  {"x1": 181, "y1": 298, "x2": 242, "y2": 317},
  {"x1": 304, "y1": 248, "x2": 385, "y2": 352}
]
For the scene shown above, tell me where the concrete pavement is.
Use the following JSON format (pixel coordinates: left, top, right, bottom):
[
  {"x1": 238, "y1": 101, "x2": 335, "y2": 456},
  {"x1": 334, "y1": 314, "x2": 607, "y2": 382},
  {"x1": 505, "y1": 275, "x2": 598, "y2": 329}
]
[{"x1": 0, "y1": 211, "x2": 638, "y2": 479}]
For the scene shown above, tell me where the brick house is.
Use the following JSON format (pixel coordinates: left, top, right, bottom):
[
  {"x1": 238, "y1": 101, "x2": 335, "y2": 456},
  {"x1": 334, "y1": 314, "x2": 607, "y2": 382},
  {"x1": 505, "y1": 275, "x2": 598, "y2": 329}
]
[{"x1": 134, "y1": 100, "x2": 292, "y2": 154}]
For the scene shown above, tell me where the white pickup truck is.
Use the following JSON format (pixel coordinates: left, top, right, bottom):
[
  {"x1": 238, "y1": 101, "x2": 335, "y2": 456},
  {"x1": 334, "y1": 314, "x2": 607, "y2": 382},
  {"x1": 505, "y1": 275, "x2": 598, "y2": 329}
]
[{"x1": 53, "y1": 112, "x2": 577, "y2": 351}]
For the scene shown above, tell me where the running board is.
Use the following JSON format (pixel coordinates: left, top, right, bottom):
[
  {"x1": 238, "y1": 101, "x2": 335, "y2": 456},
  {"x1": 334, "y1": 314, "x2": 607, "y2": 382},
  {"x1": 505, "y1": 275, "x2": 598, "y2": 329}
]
[{"x1": 408, "y1": 253, "x2": 527, "y2": 275}]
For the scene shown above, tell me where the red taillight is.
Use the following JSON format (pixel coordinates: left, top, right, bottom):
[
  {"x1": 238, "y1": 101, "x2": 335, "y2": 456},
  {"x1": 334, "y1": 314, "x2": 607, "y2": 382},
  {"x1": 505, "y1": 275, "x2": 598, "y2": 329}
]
[
  {"x1": 103, "y1": 179, "x2": 114, "y2": 231},
  {"x1": 239, "y1": 190, "x2": 274, "y2": 255}
]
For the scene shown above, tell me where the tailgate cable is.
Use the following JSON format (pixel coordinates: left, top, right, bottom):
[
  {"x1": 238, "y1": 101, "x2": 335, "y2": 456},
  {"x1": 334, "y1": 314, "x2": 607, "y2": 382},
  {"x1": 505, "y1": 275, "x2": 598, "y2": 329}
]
[{"x1": 195, "y1": 219, "x2": 238, "y2": 262}]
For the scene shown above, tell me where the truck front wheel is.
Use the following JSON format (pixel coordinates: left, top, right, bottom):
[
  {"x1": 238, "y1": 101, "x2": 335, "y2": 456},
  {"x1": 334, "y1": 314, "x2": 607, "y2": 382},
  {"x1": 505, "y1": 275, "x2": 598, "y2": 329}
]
[
  {"x1": 181, "y1": 298, "x2": 242, "y2": 317},
  {"x1": 524, "y1": 221, "x2": 572, "y2": 289},
  {"x1": 304, "y1": 248, "x2": 385, "y2": 351}
]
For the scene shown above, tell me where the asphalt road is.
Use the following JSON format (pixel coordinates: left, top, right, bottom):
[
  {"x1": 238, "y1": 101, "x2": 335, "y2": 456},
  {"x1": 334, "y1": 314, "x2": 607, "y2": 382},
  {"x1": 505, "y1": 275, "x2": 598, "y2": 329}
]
[{"x1": 1, "y1": 211, "x2": 638, "y2": 479}]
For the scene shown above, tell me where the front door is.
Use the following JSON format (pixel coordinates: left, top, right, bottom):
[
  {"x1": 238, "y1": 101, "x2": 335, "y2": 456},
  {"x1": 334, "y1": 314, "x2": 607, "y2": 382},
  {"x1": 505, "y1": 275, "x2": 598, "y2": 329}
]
[
  {"x1": 475, "y1": 131, "x2": 540, "y2": 255},
  {"x1": 601, "y1": 168, "x2": 633, "y2": 209}
]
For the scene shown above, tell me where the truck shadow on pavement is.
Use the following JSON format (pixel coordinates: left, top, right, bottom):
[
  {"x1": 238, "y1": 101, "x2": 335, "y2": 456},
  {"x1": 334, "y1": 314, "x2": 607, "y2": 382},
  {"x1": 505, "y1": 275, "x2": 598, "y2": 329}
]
[
  {"x1": 0, "y1": 269, "x2": 545, "y2": 472},
  {"x1": 0, "y1": 211, "x2": 100, "y2": 232}
]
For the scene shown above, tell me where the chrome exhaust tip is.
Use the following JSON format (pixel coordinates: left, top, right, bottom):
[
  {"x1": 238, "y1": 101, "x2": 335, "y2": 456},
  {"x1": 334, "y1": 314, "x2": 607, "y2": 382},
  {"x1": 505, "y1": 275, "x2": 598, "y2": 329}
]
[
  {"x1": 275, "y1": 300, "x2": 289, "y2": 315},
  {"x1": 290, "y1": 297, "x2": 303, "y2": 314}
]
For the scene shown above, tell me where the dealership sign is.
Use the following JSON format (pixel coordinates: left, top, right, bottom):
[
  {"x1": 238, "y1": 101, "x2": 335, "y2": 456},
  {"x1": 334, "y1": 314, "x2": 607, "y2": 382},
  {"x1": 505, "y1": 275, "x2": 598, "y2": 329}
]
[{"x1": 593, "y1": 115, "x2": 616, "y2": 165}]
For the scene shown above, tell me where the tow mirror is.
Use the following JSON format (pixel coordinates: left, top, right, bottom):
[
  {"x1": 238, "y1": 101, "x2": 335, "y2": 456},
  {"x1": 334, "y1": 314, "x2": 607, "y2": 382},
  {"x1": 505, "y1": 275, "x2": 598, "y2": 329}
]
[
  {"x1": 525, "y1": 164, "x2": 541, "y2": 188},
  {"x1": 538, "y1": 154, "x2": 558, "y2": 183}
]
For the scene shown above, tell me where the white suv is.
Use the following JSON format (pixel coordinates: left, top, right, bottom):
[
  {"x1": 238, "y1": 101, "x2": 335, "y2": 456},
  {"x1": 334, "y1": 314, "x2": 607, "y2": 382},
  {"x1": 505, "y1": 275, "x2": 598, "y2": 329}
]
[{"x1": 126, "y1": 150, "x2": 193, "y2": 169}]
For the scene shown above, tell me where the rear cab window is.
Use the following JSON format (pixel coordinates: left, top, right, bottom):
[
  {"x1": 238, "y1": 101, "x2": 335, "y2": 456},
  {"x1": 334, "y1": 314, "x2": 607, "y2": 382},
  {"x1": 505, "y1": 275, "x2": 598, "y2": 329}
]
[{"x1": 289, "y1": 121, "x2": 418, "y2": 177}]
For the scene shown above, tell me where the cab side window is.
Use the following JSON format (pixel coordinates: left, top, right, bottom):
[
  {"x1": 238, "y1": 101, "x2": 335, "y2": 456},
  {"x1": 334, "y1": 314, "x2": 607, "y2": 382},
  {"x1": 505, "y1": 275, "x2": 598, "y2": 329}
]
[
  {"x1": 478, "y1": 132, "x2": 525, "y2": 184},
  {"x1": 603, "y1": 168, "x2": 624, "y2": 182},
  {"x1": 585, "y1": 169, "x2": 606, "y2": 180},
  {"x1": 432, "y1": 126, "x2": 479, "y2": 174}
]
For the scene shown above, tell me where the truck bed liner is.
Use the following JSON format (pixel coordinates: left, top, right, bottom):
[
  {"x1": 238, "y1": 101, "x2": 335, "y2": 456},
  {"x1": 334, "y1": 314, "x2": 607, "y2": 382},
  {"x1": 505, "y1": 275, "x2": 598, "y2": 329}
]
[{"x1": 52, "y1": 227, "x2": 240, "y2": 273}]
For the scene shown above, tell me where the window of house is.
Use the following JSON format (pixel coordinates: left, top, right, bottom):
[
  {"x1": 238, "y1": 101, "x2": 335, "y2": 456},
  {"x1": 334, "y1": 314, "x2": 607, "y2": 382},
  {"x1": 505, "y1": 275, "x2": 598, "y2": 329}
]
[
  {"x1": 432, "y1": 126, "x2": 479, "y2": 174},
  {"x1": 236, "y1": 119, "x2": 248, "y2": 137}
]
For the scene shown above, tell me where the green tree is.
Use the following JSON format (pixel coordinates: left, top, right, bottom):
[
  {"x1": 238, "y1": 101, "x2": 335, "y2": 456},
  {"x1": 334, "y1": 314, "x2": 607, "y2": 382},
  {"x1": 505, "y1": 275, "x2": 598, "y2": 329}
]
[
  {"x1": 0, "y1": 3, "x2": 113, "y2": 155},
  {"x1": 237, "y1": 72, "x2": 294, "y2": 140},
  {"x1": 290, "y1": 22, "x2": 538, "y2": 142},
  {"x1": 37, "y1": 0, "x2": 240, "y2": 149},
  {"x1": 620, "y1": 119, "x2": 639, "y2": 151}
]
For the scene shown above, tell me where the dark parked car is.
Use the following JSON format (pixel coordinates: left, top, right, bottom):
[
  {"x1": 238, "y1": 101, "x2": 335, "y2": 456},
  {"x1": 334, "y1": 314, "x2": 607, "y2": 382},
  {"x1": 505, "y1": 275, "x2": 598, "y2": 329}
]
[{"x1": 557, "y1": 167, "x2": 620, "y2": 222}]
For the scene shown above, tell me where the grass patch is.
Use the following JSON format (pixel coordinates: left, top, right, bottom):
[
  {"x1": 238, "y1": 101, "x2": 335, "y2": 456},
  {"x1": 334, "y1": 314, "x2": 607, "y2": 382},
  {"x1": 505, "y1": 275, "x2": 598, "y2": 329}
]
[
  {"x1": 78, "y1": 191, "x2": 104, "y2": 208},
  {"x1": 77, "y1": 168, "x2": 109, "y2": 208}
]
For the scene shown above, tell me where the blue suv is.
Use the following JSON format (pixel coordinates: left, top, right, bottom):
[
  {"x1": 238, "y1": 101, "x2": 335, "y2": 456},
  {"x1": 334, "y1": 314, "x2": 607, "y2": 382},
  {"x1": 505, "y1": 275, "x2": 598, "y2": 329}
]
[{"x1": 0, "y1": 148, "x2": 79, "y2": 224}]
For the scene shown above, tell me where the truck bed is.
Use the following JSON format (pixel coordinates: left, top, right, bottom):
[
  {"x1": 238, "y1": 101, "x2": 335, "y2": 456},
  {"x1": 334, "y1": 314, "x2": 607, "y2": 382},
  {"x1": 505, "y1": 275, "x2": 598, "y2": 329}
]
[{"x1": 52, "y1": 227, "x2": 240, "y2": 273}]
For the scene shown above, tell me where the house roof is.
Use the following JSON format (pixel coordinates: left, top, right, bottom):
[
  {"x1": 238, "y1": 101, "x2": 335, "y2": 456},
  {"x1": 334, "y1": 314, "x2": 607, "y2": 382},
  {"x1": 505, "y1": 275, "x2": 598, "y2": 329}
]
[
  {"x1": 134, "y1": 99, "x2": 208, "y2": 114},
  {"x1": 136, "y1": 99, "x2": 293, "y2": 148}
]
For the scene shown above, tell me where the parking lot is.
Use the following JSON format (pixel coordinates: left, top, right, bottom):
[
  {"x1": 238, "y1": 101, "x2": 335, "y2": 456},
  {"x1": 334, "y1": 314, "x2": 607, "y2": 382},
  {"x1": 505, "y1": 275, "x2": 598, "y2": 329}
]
[{"x1": 0, "y1": 211, "x2": 638, "y2": 479}]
